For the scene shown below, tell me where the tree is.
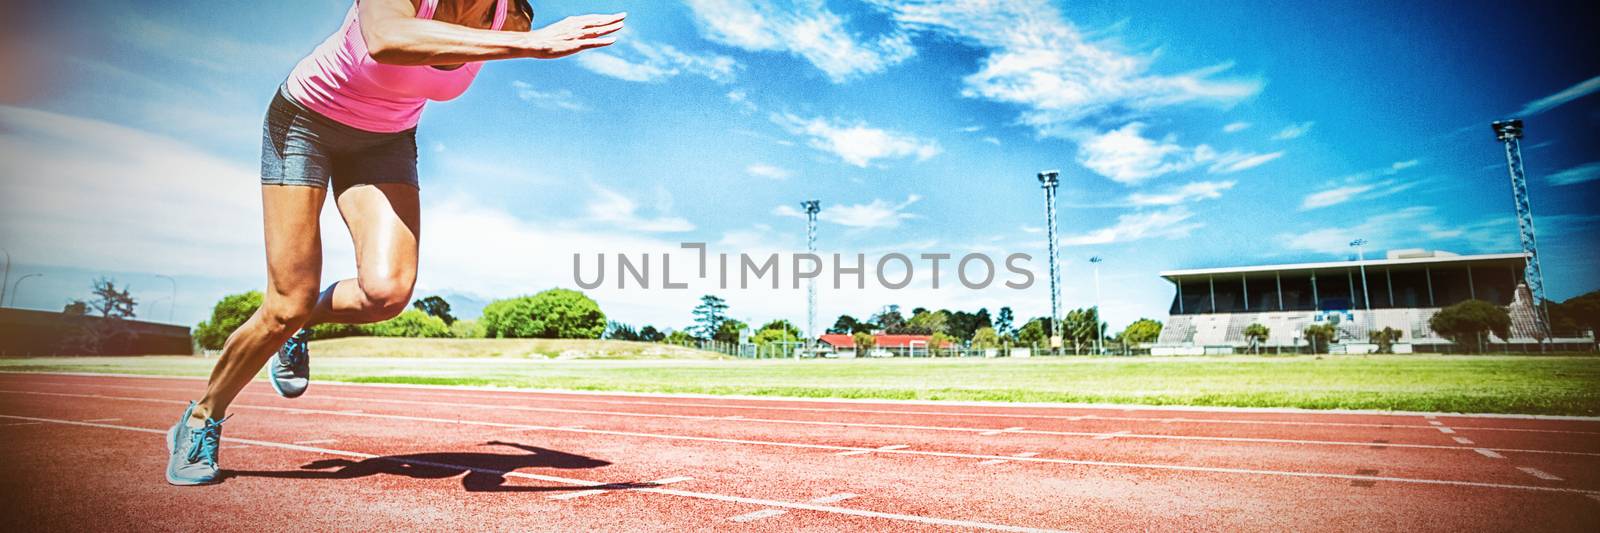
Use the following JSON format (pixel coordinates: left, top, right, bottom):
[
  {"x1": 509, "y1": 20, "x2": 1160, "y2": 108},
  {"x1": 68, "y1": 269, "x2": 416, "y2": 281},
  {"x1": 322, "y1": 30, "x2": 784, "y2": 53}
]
[
  {"x1": 63, "y1": 300, "x2": 89, "y2": 316},
  {"x1": 1063, "y1": 308, "x2": 1103, "y2": 354},
  {"x1": 1243, "y1": 323, "x2": 1270, "y2": 354},
  {"x1": 714, "y1": 319, "x2": 746, "y2": 344},
  {"x1": 1119, "y1": 318, "x2": 1162, "y2": 345},
  {"x1": 995, "y1": 307, "x2": 1015, "y2": 340},
  {"x1": 480, "y1": 289, "x2": 606, "y2": 339},
  {"x1": 691, "y1": 295, "x2": 729, "y2": 340},
  {"x1": 828, "y1": 315, "x2": 861, "y2": 335},
  {"x1": 664, "y1": 329, "x2": 696, "y2": 345},
  {"x1": 605, "y1": 321, "x2": 642, "y2": 341},
  {"x1": 88, "y1": 277, "x2": 137, "y2": 318},
  {"x1": 929, "y1": 332, "x2": 955, "y2": 356},
  {"x1": 411, "y1": 296, "x2": 456, "y2": 325},
  {"x1": 904, "y1": 309, "x2": 949, "y2": 335},
  {"x1": 945, "y1": 308, "x2": 992, "y2": 341},
  {"x1": 971, "y1": 327, "x2": 1000, "y2": 350},
  {"x1": 363, "y1": 309, "x2": 451, "y2": 338},
  {"x1": 194, "y1": 291, "x2": 264, "y2": 350},
  {"x1": 871, "y1": 305, "x2": 906, "y2": 333},
  {"x1": 1429, "y1": 299, "x2": 1511, "y2": 352},
  {"x1": 639, "y1": 325, "x2": 666, "y2": 342},
  {"x1": 852, "y1": 331, "x2": 876, "y2": 354},
  {"x1": 1017, "y1": 317, "x2": 1051, "y2": 347},
  {"x1": 1369, "y1": 327, "x2": 1403, "y2": 354},
  {"x1": 1303, "y1": 323, "x2": 1338, "y2": 354}
]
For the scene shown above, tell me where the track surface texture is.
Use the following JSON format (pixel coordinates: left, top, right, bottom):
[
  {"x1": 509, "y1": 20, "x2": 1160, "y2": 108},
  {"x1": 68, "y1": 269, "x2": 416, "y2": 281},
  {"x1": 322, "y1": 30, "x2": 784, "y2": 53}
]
[{"x1": 2, "y1": 372, "x2": 1598, "y2": 532}]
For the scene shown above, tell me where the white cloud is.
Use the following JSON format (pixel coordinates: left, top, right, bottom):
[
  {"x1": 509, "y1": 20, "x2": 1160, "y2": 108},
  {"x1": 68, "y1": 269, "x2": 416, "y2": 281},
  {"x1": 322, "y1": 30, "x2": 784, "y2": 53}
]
[
  {"x1": 510, "y1": 81, "x2": 586, "y2": 111},
  {"x1": 1548, "y1": 161, "x2": 1600, "y2": 186},
  {"x1": 981, "y1": 136, "x2": 1002, "y2": 146},
  {"x1": 1272, "y1": 121, "x2": 1315, "y2": 140},
  {"x1": 574, "y1": 39, "x2": 737, "y2": 84},
  {"x1": 683, "y1": 0, "x2": 915, "y2": 83},
  {"x1": 1075, "y1": 123, "x2": 1280, "y2": 183},
  {"x1": 771, "y1": 112, "x2": 941, "y2": 167},
  {"x1": 0, "y1": 105, "x2": 265, "y2": 278},
  {"x1": 585, "y1": 185, "x2": 695, "y2": 233},
  {"x1": 745, "y1": 163, "x2": 793, "y2": 180},
  {"x1": 1517, "y1": 75, "x2": 1600, "y2": 116},
  {"x1": 774, "y1": 195, "x2": 922, "y2": 230},
  {"x1": 1222, "y1": 122, "x2": 1251, "y2": 133},
  {"x1": 869, "y1": 0, "x2": 1259, "y2": 133},
  {"x1": 1299, "y1": 159, "x2": 1422, "y2": 210},
  {"x1": 1061, "y1": 207, "x2": 1202, "y2": 246},
  {"x1": 726, "y1": 89, "x2": 758, "y2": 112},
  {"x1": 1128, "y1": 181, "x2": 1236, "y2": 206},
  {"x1": 1278, "y1": 207, "x2": 1521, "y2": 256},
  {"x1": 1300, "y1": 184, "x2": 1375, "y2": 210}
]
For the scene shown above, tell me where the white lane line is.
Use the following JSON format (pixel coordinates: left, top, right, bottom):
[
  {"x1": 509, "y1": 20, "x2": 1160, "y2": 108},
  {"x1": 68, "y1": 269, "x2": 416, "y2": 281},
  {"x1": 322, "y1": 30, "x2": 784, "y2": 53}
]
[
  {"x1": 729, "y1": 493, "x2": 859, "y2": 522},
  {"x1": 979, "y1": 427, "x2": 1025, "y2": 436},
  {"x1": 293, "y1": 439, "x2": 337, "y2": 445},
  {"x1": 1589, "y1": 494, "x2": 1600, "y2": 504},
  {"x1": 0, "y1": 414, "x2": 1065, "y2": 533},
  {"x1": 730, "y1": 509, "x2": 788, "y2": 523},
  {"x1": 1517, "y1": 467, "x2": 1563, "y2": 481},
  {"x1": 10, "y1": 392, "x2": 1600, "y2": 498},
  {"x1": 1453, "y1": 437, "x2": 1475, "y2": 445},
  {"x1": 1474, "y1": 449, "x2": 1505, "y2": 459},
  {"x1": 837, "y1": 444, "x2": 908, "y2": 456},
  {"x1": 981, "y1": 452, "x2": 1040, "y2": 466},
  {"x1": 82, "y1": 418, "x2": 121, "y2": 422},
  {"x1": 1428, "y1": 421, "x2": 1443, "y2": 426},
  {"x1": 548, "y1": 489, "x2": 608, "y2": 501},
  {"x1": 1437, "y1": 427, "x2": 1456, "y2": 434},
  {"x1": 8, "y1": 387, "x2": 1597, "y2": 459},
  {"x1": 1425, "y1": 415, "x2": 1437, "y2": 420},
  {"x1": 2, "y1": 421, "x2": 42, "y2": 427},
  {"x1": 35, "y1": 378, "x2": 1597, "y2": 435}
]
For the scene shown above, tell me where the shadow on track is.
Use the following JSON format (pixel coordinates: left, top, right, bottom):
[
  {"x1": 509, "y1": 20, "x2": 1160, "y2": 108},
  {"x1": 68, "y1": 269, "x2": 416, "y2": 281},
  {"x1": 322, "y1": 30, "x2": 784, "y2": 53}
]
[{"x1": 226, "y1": 441, "x2": 640, "y2": 493}]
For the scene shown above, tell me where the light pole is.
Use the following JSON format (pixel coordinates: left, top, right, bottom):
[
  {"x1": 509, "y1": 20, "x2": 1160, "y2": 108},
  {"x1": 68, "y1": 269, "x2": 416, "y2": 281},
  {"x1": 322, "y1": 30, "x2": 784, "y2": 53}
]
[
  {"x1": 802, "y1": 200, "x2": 820, "y2": 359},
  {"x1": 10, "y1": 273, "x2": 42, "y2": 308},
  {"x1": 1090, "y1": 256, "x2": 1103, "y2": 355},
  {"x1": 1037, "y1": 170, "x2": 1061, "y2": 354},
  {"x1": 155, "y1": 274, "x2": 178, "y2": 323},
  {"x1": 1349, "y1": 239, "x2": 1371, "y2": 313},
  {"x1": 1492, "y1": 119, "x2": 1552, "y2": 342},
  {"x1": 0, "y1": 248, "x2": 10, "y2": 311}
]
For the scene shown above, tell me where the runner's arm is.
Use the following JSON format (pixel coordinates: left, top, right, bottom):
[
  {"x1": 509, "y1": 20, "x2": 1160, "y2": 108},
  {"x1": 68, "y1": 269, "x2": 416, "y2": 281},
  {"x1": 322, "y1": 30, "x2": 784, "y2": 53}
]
[{"x1": 359, "y1": 0, "x2": 624, "y2": 65}]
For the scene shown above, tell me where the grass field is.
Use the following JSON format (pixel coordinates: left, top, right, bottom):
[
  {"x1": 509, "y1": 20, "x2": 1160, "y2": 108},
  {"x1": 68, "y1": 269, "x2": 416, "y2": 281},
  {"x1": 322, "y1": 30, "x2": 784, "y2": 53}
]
[{"x1": 3, "y1": 345, "x2": 1598, "y2": 415}]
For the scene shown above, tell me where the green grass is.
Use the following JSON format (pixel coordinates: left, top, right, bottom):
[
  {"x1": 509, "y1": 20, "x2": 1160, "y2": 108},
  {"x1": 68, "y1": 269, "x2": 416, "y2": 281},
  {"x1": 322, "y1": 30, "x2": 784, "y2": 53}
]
[
  {"x1": 4, "y1": 350, "x2": 1598, "y2": 416},
  {"x1": 303, "y1": 337, "x2": 729, "y2": 360}
]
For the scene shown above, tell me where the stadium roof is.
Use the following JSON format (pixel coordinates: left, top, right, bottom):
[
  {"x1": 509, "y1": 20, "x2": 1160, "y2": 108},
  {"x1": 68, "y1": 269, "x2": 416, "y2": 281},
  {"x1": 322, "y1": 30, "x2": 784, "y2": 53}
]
[{"x1": 1159, "y1": 252, "x2": 1527, "y2": 280}]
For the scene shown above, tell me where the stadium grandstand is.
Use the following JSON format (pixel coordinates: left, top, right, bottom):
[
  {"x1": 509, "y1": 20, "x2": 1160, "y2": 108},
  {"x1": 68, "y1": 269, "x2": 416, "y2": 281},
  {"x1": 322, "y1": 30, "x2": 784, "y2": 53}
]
[{"x1": 1153, "y1": 249, "x2": 1594, "y2": 354}]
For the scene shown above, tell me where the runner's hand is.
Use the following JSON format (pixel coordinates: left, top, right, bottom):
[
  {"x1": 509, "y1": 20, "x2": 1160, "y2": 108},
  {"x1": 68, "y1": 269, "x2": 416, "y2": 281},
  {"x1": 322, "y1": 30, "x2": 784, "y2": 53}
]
[{"x1": 523, "y1": 12, "x2": 625, "y2": 59}]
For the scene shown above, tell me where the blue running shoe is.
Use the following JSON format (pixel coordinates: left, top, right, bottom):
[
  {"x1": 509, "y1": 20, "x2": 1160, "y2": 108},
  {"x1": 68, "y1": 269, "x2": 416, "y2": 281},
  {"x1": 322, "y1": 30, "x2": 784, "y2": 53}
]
[
  {"x1": 166, "y1": 402, "x2": 229, "y2": 486},
  {"x1": 269, "y1": 328, "x2": 312, "y2": 398}
]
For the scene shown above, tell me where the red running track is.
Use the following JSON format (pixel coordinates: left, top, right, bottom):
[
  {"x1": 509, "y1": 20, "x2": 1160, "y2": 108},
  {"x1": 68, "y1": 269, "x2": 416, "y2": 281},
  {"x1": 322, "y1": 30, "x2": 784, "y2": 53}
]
[{"x1": 2, "y1": 372, "x2": 1598, "y2": 532}]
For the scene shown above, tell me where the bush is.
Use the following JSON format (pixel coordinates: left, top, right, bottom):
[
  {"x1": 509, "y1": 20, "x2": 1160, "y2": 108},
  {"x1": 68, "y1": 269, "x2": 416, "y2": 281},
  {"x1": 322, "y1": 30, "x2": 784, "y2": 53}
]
[
  {"x1": 970, "y1": 327, "x2": 1000, "y2": 349},
  {"x1": 481, "y1": 288, "x2": 606, "y2": 339},
  {"x1": 193, "y1": 291, "x2": 262, "y2": 350},
  {"x1": 1303, "y1": 323, "x2": 1337, "y2": 354},
  {"x1": 362, "y1": 309, "x2": 451, "y2": 338},
  {"x1": 450, "y1": 319, "x2": 486, "y2": 339}
]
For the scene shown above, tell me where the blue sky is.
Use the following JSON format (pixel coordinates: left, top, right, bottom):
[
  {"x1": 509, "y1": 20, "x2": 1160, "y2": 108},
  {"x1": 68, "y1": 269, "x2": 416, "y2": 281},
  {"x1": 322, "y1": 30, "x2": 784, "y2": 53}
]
[{"x1": 1, "y1": 0, "x2": 1597, "y2": 333}]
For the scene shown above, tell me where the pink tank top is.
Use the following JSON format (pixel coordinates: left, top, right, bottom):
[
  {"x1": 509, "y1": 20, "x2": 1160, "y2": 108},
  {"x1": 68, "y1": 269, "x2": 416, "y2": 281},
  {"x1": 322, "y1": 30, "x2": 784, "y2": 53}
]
[{"x1": 284, "y1": 0, "x2": 509, "y2": 133}]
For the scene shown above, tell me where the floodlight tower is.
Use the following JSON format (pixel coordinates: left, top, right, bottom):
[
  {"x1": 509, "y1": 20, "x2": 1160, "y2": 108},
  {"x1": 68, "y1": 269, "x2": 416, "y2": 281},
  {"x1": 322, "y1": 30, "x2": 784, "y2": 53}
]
[
  {"x1": 1038, "y1": 170, "x2": 1062, "y2": 352},
  {"x1": 1491, "y1": 119, "x2": 1552, "y2": 337},
  {"x1": 802, "y1": 199, "x2": 821, "y2": 357},
  {"x1": 1090, "y1": 256, "x2": 1103, "y2": 355}
]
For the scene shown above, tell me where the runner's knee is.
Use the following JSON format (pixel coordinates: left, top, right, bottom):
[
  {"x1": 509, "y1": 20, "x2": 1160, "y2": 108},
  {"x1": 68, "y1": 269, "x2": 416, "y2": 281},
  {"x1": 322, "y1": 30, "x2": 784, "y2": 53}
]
[
  {"x1": 261, "y1": 292, "x2": 318, "y2": 333},
  {"x1": 358, "y1": 274, "x2": 414, "y2": 319}
]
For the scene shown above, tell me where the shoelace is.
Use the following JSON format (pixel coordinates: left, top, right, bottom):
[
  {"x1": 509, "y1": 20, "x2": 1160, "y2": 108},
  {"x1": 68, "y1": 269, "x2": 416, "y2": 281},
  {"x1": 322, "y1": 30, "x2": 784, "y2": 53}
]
[
  {"x1": 280, "y1": 330, "x2": 310, "y2": 367},
  {"x1": 185, "y1": 415, "x2": 232, "y2": 465}
]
